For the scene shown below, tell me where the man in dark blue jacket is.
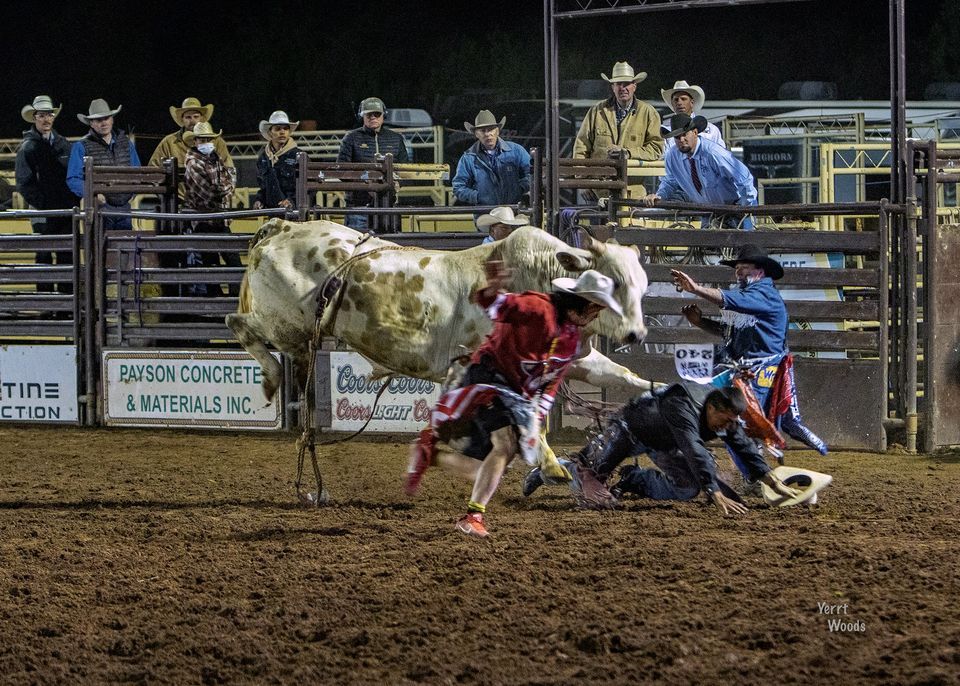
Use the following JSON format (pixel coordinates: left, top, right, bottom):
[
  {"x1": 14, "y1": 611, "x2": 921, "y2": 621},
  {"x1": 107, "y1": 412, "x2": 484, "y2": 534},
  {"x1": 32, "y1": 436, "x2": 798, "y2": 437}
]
[
  {"x1": 452, "y1": 110, "x2": 531, "y2": 208},
  {"x1": 253, "y1": 110, "x2": 301, "y2": 212},
  {"x1": 337, "y1": 97, "x2": 409, "y2": 233},
  {"x1": 671, "y1": 245, "x2": 828, "y2": 455},
  {"x1": 16, "y1": 96, "x2": 76, "y2": 294}
]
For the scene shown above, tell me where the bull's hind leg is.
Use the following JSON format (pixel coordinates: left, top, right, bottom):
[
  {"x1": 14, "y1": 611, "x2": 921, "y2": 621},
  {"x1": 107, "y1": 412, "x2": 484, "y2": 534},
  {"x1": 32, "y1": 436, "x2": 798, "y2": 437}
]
[{"x1": 226, "y1": 312, "x2": 283, "y2": 402}]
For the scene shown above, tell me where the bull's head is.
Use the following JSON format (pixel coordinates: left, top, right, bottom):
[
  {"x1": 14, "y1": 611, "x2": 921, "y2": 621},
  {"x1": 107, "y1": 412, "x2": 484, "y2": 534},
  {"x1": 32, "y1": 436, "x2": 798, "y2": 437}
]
[{"x1": 556, "y1": 234, "x2": 648, "y2": 344}]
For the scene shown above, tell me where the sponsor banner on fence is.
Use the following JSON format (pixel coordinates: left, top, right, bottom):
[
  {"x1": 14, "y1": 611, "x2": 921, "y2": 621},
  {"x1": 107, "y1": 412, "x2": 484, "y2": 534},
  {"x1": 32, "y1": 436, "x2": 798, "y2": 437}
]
[
  {"x1": 772, "y1": 252, "x2": 846, "y2": 360},
  {"x1": 330, "y1": 352, "x2": 440, "y2": 433},
  {"x1": 674, "y1": 343, "x2": 715, "y2": 383},
  {"x1": 103, "y1": 350, "x2": 282, "y2": 430},
  {"x1": 0, "y1": 345, "x2": 78, "y2": 423}
]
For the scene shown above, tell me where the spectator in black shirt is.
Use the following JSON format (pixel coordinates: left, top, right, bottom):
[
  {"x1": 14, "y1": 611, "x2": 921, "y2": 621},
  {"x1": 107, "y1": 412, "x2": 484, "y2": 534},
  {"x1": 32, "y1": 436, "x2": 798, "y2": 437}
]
[{"x1": 337, "y1": 97, "x2": 409, "y2": 232}]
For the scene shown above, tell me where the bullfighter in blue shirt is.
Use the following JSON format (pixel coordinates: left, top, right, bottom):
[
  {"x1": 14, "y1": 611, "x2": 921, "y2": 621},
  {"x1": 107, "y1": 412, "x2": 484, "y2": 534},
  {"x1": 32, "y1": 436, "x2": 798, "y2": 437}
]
[
  {"x1": 671, "y1": 245, "x2": 828, "y2": 456},
  {"x1": 644, "y1": 113, "x2": 757, "y2": 230}
]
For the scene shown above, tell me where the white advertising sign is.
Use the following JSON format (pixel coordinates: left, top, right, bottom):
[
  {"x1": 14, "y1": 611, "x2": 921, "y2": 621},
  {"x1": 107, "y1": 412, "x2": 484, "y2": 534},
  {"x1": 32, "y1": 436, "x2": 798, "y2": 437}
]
[
  {"x1": 772, "y1": 252, "x2": 846, "y2": 360},
  {"x1": 0, "y1": 345, "x2": 78, "y2": 423},
  {"x1": 103, "y1": 350, "x2": 282, "y2": 429},
  {"x1": 674, "y1": 343, "x2": 715, "y2": 383},
  {"x1": 330, "y1": 352, "x2": 440, "y2": 433}
]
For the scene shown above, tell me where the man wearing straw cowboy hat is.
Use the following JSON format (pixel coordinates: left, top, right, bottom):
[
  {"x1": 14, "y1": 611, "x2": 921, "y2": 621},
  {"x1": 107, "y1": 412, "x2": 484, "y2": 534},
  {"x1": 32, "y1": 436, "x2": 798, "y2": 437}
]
[
  {"x1": 183, "y1": 122, "x2": 239, "y2": 297},
  {"x1": 660, "y1": 79, "x2": 725, "y2": 151},
  {"x1": 476, "y1": 206, "x2": 529, "y2": 244},
  {"x1": 253, "y1": 110, "x2": 302, "y2": 212},
  {"x1": 644, "y1": 112, "x2": 757, "y2": 229},
  {"x1": 66, "y1": 98, "x2": 142, "y2": 230},
  {"x1": 453, "y1": 110, "x2": 531, "y2": 208},
  {"x1": 149, "y1": 97, "x2": 234, "y2": 194},
  {"x1": 15, "y1": 95, "x2": 76, "y2": 294},
  {"x1": 573, "y1": 61, "x2": 663, "y2": 162},
  {"x1": 337, "y1": 96, "x2": 410, "y2": 232}
]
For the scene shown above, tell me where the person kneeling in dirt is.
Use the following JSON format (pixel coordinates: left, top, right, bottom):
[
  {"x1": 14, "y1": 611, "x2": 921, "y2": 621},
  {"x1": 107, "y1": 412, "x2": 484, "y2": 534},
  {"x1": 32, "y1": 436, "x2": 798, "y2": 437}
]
[
  {"x1": 405, "y1": 260, "x2": 621, "y2": 537},
  {"x1": 524, "y1": 381, "x2": 797, "y2": 515}
]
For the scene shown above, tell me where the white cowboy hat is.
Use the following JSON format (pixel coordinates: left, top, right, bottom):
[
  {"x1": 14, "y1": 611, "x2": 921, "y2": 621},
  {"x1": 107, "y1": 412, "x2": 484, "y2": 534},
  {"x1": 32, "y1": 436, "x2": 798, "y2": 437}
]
[
  {"x1": 601, "y1": 61, "x2": 647, "y2": 85},
  {"x1": 22, "y1": 95, "x2": 61, "y2": 123},
  {"x1": 476, "y1": 206, "x2": 529, "y2": 231},
  {"x1": 661, "y1": 80, "x2": 706, "y2": 112},
  {"x1": 77, "y1": 98, "x2": 121, "y2": 125},
  {"x1": 552, "y1": 270, "x2": 623, "y2": 317},
  {"x1": 465, "y1": 110, "x2": 506, "y2": 133},
  {"x1": 259, "y1": 110, "x2": 300, "y2": 140},
  {"x1": 170, "y1": 97, "x2": 214, "y2": 126},
  {"x1": 182, "y1": 121, "x2": 223, "y2": 146},
  {"x1": 761, "y1": 466, "x2": 833, "y2": 508}
]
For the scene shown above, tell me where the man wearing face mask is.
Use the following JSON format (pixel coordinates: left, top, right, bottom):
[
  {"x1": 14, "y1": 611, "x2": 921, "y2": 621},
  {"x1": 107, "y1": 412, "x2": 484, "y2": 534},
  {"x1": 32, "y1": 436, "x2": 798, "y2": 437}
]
[
  {"x1": 670, "y1": 246, "x2": 829, "y2": 455},
  {"x1": 149, "y1": 97, "x2": 234, "y2": 201},
  {"x1": 183, "y1": 122, "x2": 238, "y2": 297}
]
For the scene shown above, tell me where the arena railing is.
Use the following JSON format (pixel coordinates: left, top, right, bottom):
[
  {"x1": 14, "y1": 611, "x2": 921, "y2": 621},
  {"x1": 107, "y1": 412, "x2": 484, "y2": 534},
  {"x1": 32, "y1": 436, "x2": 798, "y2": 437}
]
[{"x1": 572, "y1": 197, "x2": 902, "y2": 451}]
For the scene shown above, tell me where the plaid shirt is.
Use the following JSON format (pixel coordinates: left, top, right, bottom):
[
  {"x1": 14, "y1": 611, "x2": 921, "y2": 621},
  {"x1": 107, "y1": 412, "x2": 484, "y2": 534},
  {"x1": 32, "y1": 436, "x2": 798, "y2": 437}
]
[{"x1": 184, "y1": 149, "x2": 236, "y2": 211}]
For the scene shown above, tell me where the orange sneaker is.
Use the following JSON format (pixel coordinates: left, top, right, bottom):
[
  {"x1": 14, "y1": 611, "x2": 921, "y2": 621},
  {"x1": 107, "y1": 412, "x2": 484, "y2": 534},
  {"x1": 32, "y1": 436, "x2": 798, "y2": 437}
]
[
  {"x1": 455, "y1": 512, "x2": 489, "y2": 538},
  {"x1": 404, "y1": 440, "x2": 431, "y2": 496}
]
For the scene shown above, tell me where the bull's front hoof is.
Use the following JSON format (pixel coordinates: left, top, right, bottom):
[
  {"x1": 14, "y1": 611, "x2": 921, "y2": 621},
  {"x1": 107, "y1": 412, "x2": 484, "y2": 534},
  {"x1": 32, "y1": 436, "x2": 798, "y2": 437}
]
[{"x1": 298, "y1": 489, "x2": 330, "y2": 508}]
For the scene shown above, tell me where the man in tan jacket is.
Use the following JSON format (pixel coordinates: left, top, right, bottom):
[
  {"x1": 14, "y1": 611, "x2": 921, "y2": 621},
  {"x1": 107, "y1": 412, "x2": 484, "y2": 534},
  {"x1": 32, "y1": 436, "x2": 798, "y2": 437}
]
[
  {"x1": 573, "y1": 61, "x2": 663, "y2": 162},
  {"x1": 149, "y1": 97, "x2": 234, "y2": 199}
]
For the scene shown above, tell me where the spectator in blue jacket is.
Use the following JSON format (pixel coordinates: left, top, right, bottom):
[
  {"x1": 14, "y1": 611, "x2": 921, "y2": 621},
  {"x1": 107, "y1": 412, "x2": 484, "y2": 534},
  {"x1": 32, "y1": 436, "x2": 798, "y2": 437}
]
[
  {"x1": 452, "y1": 110, "x2": 531, "y2": 207},
  {"x1": 66, "y1": 99, "x2": 141, "y2": 230},
  {"x1": 644, "y1": 113, "x2": 756, "y2": 230}
]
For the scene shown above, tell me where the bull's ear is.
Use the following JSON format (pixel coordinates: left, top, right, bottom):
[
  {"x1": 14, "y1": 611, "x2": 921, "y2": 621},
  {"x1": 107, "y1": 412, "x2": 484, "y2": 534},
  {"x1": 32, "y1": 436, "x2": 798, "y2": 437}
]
[
  {"x1": 556, "y1": 249, "x2": 592, "y2": 272},
  {"x1": 581, "y1": 233, "x2": 607, "y2": 255}
]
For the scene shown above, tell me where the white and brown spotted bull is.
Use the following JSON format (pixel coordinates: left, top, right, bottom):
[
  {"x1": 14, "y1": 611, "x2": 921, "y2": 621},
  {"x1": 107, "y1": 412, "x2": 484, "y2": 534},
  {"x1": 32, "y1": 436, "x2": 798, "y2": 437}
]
[{"x1": 226, "y1": 218, "x2": 653, "y2": 480}]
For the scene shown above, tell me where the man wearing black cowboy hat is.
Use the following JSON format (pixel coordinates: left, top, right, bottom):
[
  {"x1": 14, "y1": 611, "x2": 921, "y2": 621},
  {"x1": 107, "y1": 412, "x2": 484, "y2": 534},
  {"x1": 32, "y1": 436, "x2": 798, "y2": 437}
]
[
  {"x1": 670, "y1": 245, "x2": 829, "y2": 456},
  {"x1": 645, "y1": 112, "x2": 757, "y2": 230}
]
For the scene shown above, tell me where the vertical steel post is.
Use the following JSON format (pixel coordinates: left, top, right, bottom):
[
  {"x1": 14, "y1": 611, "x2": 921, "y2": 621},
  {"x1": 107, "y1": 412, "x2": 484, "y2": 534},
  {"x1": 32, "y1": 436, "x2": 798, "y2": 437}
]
[
  {"x1": 82, "y1": 157, "x2": 99, "y2": 425},
  {"x1": 904, "y1": 140, "x2": 918, "y2": 453},
  {"x1": 530, "y1": 147, "x2": 543, "y2": 228},
  {"x1": 296, "y1": 151, "x2": 309, "y2": 222},
  {"x1": 922, "y1": 142, "x2": 938, "y2": 451},
  {"x1": 878, "y1": 201, "x2": 889, "y2": 451},
  {"x1": 543, "y1": 0, "x2": 560, "y2": 235}
]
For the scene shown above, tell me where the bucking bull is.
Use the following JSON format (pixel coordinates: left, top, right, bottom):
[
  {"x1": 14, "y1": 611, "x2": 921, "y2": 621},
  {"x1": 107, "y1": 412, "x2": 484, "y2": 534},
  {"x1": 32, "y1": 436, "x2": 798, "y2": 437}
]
[{"x1": 226, "y1": 218, "x2": 654, "y2": 491}]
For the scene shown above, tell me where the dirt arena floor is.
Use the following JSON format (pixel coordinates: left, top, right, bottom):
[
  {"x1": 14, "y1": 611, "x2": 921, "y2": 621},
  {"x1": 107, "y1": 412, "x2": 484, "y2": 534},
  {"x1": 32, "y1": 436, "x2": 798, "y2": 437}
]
[{"x1": 1, "y1": 426, "x2": 958, "y2": 685}]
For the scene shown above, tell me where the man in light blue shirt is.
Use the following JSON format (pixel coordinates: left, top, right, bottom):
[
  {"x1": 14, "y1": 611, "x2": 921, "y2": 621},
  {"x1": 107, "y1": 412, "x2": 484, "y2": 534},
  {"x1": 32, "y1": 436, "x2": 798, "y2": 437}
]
[{"x1": 644, "y1": 113, "x2": 756, "y2": 230}]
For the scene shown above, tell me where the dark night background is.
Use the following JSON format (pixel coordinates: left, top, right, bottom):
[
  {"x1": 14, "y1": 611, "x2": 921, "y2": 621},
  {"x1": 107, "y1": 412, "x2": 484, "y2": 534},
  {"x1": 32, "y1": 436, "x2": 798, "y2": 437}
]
[{"x1": 3, "y1": 0, "x2": 958, "y2": 141}]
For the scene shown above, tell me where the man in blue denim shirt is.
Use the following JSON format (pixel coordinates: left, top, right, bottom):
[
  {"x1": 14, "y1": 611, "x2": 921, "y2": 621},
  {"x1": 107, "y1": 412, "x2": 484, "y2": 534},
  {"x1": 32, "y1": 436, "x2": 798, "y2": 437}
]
[
  {"x1": 452, "y1": 110, "x2": 531, "y2": 207},
  {"x1": 644, "y1": 113, "x2": 756, "y2": 230},
  {"x1": 671, "y1": 245, "x2": 828, "y2": 455}
]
